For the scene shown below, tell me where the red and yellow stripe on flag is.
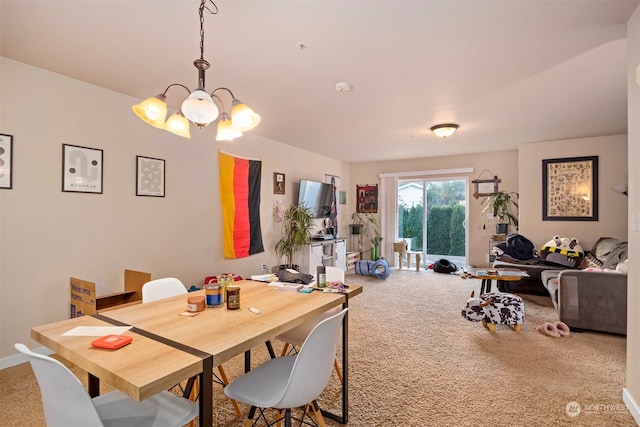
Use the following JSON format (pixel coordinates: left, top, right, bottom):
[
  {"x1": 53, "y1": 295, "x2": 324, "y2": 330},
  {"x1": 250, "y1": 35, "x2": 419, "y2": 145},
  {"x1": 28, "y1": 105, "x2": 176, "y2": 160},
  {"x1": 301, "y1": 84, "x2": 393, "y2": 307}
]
[{"x1": 218, "y1": 152, "x2": 264, "y2": 258}]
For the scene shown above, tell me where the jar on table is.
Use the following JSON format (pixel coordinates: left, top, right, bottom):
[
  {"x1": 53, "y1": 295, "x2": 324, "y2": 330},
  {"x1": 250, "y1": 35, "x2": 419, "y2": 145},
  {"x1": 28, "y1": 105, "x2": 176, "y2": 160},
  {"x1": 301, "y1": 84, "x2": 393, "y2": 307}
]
[{"x1": 226, "y1": 286, "x2": 240, "y2": 310}]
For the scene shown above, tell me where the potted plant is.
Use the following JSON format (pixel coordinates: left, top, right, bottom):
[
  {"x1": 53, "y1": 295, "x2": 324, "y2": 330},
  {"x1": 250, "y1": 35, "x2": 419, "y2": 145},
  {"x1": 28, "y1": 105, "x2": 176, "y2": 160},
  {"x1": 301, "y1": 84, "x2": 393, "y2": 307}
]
[
  {"x1": 350, "y1": 212, "x2": 383, "y2": 259},
  {"x1": 275, "y1": 204, "x2": 314, "y2": 270},
  {"x1": 481, "y1": 191, "x2": 519, "y2": 234}
]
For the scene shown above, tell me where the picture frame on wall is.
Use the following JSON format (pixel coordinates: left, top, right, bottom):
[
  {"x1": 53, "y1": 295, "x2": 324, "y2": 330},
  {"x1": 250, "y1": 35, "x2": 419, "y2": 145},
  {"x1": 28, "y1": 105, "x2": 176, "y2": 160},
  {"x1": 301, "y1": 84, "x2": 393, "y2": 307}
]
[
  {"x1": 471, "y1": 177, "x2": 500, "y2": 199},
  {"x1": 273, "y1": 172, "x2": 285, "y2": 194},
  {"x1": 136, "y1": 155, "x2": 165, "y2": 197},
  {"x1": 356, "y1": 184, "x2": 378, "y2": 213},
  {"x1": 0, "y1": 134, "x2": 13, "y2": 189},
  {"x1": 542, "y1": 155, "x2": 598, "y2": 221},
  {"x1": 62, "y1": 144, "x2": 103, "y2": 194}
]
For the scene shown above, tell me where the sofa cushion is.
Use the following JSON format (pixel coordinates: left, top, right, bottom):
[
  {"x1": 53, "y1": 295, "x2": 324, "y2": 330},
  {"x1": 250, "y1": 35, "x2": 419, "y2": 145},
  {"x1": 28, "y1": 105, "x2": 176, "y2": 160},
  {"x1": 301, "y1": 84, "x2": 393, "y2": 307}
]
[{"x1": 583, "y1": 237, "x2": 628, "y2": 270}]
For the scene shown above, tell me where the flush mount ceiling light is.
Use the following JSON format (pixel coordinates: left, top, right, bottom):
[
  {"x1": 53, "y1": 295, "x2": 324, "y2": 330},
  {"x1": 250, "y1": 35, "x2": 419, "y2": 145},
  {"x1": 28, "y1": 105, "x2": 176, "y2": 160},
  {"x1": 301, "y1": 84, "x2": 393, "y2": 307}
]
[
  {"x1": 430, "y1": 123, "x2": 459, "y2": 138},
  {"x1": 132, "y1": 0, "x2": 260, "y2": 141}
]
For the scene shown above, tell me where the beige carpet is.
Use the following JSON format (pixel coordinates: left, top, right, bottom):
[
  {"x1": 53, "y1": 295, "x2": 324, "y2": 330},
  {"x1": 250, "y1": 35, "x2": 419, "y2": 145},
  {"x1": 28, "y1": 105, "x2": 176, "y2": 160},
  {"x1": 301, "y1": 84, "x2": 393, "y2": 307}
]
[{"x1": 1, "y1": 269, "x2": 635, "y2": 426}]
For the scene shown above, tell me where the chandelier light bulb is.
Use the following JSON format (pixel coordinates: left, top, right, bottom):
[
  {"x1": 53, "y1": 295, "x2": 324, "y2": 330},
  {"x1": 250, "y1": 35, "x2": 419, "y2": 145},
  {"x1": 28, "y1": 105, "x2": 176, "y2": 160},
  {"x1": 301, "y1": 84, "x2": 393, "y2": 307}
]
[
  {"x1": 132, "y1": 94, "x2": 168, "y2": 129},
  {"x1": 231, "y1": 100, "x2": 261, "y2": 132},
  {"x1": 164, "y1": 111, "x2": 191, "y2": 138},
  {"x1": 216, "y1": 112, "x2": 243, "y2": 141},
  {"x1": 181, "y1": 89, "x2": 219, "y2": 128}
]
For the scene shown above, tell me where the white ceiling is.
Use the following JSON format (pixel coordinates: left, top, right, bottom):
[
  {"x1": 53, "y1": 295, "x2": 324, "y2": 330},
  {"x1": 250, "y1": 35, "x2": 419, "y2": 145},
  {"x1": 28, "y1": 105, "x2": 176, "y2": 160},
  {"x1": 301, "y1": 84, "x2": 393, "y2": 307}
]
[{"x1": 1, "y1": 0, "x2": 638, "y2": 163}]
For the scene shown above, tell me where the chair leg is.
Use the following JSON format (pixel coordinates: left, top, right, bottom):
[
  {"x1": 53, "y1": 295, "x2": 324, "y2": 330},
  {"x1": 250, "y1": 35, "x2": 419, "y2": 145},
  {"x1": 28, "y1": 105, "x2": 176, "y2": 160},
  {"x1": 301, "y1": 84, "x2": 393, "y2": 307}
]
[
  {"x1": 310, "y1": 400, "x2": 327, "y2": 427},
  {"x1": 280, "y1": 342, "x2": 290, "y2": 357},
  {"x1": 333, "y1": 358, "x2": 343, "y2": 384},
  {"x1": 217, "y1": 365, "x2": 242, "y2": 418},
  {"x1": 243, "y1": 406, "x2": 257, "y2": 427}
]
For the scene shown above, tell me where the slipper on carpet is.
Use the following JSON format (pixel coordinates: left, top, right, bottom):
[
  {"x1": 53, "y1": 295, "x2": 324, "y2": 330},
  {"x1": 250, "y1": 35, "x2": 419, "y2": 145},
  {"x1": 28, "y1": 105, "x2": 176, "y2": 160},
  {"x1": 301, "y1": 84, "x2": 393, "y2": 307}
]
[
  {"x1": 537, "y1": 322, "x2": 561, "y2": 338},
  {"x1": 554, "y1": 321, "x2": 571, "y2": 337}
]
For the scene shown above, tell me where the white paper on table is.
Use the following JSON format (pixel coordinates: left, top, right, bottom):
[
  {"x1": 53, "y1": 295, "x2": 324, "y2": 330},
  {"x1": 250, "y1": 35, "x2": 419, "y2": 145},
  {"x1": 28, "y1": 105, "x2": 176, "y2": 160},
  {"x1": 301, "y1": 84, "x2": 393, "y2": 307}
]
[{"x1": 62, "y1": 326, "x2": 132, "y2": 336}]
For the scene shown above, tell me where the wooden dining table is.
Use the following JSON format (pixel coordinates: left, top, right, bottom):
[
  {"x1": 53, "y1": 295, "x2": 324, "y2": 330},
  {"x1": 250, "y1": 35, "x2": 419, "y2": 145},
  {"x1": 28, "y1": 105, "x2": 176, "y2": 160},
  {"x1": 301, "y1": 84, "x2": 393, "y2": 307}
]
[{"x1": 32, "y1": 279, "x2": 362, "y2": 426}]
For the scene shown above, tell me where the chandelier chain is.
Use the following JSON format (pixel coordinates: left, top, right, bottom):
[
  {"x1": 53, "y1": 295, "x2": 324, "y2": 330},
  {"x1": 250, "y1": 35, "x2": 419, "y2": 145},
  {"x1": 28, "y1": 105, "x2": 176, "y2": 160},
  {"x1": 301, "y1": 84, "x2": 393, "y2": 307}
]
[{"x1": 199, "y1": 0, "x2": 218, "y2": 60}]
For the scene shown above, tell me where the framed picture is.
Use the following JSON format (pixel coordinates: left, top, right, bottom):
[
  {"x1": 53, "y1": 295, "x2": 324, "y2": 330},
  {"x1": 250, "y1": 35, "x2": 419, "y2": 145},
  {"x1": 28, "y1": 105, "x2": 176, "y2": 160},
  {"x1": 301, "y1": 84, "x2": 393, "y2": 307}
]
[
  {"x1": 471, "y1": 177, "x2": 500, "y2": 199},
  {"x1": 339, "y1": 190, "x2": 346, "y2": 205},
  {"x1": 356, "y1": 184, "x2": 378, "y2": 213},
  {"x1": 273, "y1": 172, "x2": 285, "y2": 195},
  {"x1": 136, "y1": 156, "x2": 165, "y2": 197},
  {"x1": 0, "y1": 134, "x2": 13, "y2": 189},
  {"x1": 62, "y1": 144, "x2": 103, "y2": 194},
  {"x1": 542, "y1": 156, "x2": 598, "y2": 221}
]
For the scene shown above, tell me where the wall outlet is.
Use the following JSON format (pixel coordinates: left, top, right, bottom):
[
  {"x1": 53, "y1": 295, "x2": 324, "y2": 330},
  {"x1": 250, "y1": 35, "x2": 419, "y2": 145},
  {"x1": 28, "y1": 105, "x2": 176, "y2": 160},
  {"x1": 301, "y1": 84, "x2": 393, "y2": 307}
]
[{"x1": 261, "y1": 264, "x2": 268, "y2": 272}]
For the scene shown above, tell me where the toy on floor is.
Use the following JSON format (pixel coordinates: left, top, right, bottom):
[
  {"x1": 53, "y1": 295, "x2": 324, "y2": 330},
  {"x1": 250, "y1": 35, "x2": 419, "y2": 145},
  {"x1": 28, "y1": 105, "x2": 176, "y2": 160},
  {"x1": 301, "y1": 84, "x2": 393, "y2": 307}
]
[
  {"x1": 537, "y1": 321, "x2": 570, "y2": 338},
  {"x1": 461, "y1": 291, "x2": 525, "y2": 333},
  {"x1": 355, "y1": 259, "x2": 391, "y2": 279}
]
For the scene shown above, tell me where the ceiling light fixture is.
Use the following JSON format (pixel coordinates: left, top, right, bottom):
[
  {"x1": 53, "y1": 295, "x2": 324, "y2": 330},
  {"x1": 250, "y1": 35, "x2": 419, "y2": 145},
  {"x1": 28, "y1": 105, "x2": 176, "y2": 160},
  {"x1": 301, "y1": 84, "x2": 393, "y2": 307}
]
[
  {"x1": 132, "y1": 0, "x2": 260, "y2": 141},
  {"x1": 430, "y1": 123, "x2": 459, "y2": 138}
]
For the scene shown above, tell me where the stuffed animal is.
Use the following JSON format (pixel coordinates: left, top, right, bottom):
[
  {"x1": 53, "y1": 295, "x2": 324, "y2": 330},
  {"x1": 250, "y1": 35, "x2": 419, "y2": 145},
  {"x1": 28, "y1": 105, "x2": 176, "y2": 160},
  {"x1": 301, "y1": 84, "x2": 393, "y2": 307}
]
[
  {"x1": 461, "y1": 291, "x2": 525, "y2": 333},
  {"x1": 540, "y1": 235, "x2": 584, "y2": 268}
]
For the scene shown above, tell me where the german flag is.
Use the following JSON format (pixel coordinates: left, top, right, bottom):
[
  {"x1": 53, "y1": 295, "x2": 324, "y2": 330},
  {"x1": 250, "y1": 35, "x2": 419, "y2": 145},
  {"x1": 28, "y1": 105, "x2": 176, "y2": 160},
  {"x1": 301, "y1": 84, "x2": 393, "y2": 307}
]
[{"x1": 218, "y1": 152, "x2": 264, "y2": 258}]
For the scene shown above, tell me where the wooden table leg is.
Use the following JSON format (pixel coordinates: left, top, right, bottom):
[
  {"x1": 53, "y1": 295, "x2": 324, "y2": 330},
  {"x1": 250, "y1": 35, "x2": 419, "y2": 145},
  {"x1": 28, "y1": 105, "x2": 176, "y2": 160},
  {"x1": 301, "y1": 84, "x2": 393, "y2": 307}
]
[{"x1": 415, "y1": 253, "x2": 421, "y2": 271}]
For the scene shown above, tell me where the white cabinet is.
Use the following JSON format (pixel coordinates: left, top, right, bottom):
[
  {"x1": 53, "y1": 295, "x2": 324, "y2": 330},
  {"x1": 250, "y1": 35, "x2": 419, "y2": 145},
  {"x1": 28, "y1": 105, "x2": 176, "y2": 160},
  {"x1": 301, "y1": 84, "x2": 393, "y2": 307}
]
[{"x1": 299, "y1": 238, "x2": 347, "y2": 275}]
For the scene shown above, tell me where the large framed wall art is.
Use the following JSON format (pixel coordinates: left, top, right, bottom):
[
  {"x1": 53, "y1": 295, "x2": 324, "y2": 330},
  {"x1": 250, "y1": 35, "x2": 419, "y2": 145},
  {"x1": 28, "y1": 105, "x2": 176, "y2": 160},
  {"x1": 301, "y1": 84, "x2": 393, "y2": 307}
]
[
  {"x1": 62, "y1": 144, "x2": 103, "y2": 194},
  {"x1": 542, "y1": 156, "x2": 598, "y2": 221}
]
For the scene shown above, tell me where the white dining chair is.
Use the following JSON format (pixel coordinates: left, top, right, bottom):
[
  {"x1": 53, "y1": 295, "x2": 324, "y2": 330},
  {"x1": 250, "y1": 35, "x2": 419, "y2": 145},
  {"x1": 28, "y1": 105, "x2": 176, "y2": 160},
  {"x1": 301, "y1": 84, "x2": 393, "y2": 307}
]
[
  {"x1": 141, "y1": 277, "x2": 242, "y2": 418},
  {"x1": 276, "y1": 265, "x2": 345, "y2": 383},
  {"x1": 15, "y1": 343, "x2": 199, "y2": 427},
  {"x1": 225, "y1": 308, "x2": 349, "y2": 427}
]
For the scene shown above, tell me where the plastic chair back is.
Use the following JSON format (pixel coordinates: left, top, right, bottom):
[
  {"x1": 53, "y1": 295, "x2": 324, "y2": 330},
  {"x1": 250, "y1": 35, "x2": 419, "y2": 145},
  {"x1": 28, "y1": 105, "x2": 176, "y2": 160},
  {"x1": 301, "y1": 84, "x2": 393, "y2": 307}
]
[
  {"x1": 14, "y1": 343, "x2": 104, "y2": 426},
  {"x1": 275, "y1": 308, "x2": 348, "y2": 408},
  {"x1": 142, "y1": 277, "x2": 187, "y2": 303}
]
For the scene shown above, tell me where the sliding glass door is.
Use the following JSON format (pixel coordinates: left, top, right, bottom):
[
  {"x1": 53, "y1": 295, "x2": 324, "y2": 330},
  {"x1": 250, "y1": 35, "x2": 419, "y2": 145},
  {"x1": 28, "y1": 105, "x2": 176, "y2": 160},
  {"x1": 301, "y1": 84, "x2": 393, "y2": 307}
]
[{"x1": 397, "y1": 178, "x2": 468, "y2": 267}]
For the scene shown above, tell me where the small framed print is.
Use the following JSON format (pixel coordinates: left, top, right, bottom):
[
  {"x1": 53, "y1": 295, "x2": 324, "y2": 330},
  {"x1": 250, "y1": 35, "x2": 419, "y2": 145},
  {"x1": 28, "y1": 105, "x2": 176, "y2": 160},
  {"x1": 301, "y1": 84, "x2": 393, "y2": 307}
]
[
  {"x1": 62, "y1": 144, "x2": 103, "y2": 194},
  {"x1": 273, "y1": 172, "x2": 285, "y2": 195},
  {"x1": 136, "y1": 156, "x2": 165, "y2": 197},
  {"x1": 0, "y1": 134, "x2": 13, "y2": 189}
]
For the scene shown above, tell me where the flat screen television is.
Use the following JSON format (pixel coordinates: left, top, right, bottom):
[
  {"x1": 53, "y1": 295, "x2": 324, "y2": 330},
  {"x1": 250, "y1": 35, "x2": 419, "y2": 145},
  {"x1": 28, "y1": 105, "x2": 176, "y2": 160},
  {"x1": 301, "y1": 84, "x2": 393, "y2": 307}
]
[{"x1": 297, "y1": 179, "x2": 333, "y2": 218}]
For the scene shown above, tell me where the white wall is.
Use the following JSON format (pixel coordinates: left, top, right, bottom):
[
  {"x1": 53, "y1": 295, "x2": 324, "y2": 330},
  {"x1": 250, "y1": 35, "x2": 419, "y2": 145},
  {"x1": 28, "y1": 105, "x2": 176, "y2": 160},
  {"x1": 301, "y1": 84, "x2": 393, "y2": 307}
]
[
  {"x1": 0, "y1": 57, "x2": 350, "y2": 359},
  {"x1": 518, "y1": 135, "x2": 628, "y2": 250},
  {"x1": 624, "y1": 4, "x2": 640, "y2": 422}
]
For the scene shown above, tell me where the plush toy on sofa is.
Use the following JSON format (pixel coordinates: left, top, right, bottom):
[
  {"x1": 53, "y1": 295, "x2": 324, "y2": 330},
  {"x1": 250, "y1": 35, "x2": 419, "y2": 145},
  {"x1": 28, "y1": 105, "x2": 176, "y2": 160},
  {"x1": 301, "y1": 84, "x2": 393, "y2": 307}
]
[{"x1": 540, "y1": 235, "x2": 584, "y2": 268}]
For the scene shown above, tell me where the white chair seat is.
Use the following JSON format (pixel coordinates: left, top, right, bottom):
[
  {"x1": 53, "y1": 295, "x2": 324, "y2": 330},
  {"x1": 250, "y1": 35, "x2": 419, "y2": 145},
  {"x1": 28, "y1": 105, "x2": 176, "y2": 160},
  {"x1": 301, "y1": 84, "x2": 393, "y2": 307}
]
[
  {"x1": 94, "y1": 389, "x2": 199, "y2": 427},
  {"x1": 15, "y1": 343, "x2": 199, "y2": 427},
  {"x1": 224, "y1": 356, "x2": 295, "y2": 408},
  {"x1": 225, "y1": 308, "x2": 348, "y2": 426}
]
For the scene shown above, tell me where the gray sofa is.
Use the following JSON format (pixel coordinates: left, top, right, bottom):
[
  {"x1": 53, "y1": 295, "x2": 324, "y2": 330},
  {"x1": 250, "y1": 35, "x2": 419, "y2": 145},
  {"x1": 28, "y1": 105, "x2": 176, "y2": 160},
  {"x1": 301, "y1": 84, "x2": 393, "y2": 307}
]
[
  {"x1": 541, "y1": 269, "x2": 627, "y2": 335},
  {"x1": 494, "y1": 237, "x2": 628, "y2": 335}
]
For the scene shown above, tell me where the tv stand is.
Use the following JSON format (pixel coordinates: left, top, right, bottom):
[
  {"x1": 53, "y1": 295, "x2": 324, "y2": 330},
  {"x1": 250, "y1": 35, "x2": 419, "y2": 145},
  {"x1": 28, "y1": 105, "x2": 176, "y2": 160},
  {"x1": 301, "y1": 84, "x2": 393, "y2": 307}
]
[{"x1": 299, "y1": 238, "x2": 346, "y2": 275}]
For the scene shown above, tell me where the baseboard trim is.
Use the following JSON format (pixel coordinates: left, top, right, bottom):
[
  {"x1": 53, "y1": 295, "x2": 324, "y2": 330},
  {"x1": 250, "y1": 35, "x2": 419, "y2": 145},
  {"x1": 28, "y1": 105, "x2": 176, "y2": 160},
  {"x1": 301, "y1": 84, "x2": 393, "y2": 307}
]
[
  {"x1": 0, "y1": 346, "x2": 54, "y2": 370},
  {"x1": 623, "y1": 388, "x2": 640, "y2": 426}
]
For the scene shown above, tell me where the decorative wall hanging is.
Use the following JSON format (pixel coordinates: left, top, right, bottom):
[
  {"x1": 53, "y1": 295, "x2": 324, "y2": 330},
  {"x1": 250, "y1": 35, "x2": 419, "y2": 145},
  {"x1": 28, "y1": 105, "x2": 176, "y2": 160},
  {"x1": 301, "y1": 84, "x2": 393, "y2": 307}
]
[
  {"x1": 472, "y1": 176, "x2": 500, "y2": 199},
  {"x1": 273, "y1": 172, "x2": 285, "y2": 194},
  {"x1": 339, "y1": 191, "x2": 346, "y2": 205},
  {"x1": 542, "y1": 156, "x2": 598, "y2": 221},
  {"x1": 136, "y1": 156, "x2": 165, "y2": 197},
  {"x1": 62, "y1": 144, "x2": 103, "y2": 194},
  {"x1": 218, "y1": 151, "x2": 264, "y2": 258},
  {"x1": 0, "y1": 134, "x2": 13, "y2": 189},
  {"x1": 357, "y1": 184, "x2": 378, "y2": 213},
  {"x1": 274, "y1": 200, "x2": 285, "y2": 222},
  {"x1": 325, "y1": 175, "x2": 339, "y2": 237}
]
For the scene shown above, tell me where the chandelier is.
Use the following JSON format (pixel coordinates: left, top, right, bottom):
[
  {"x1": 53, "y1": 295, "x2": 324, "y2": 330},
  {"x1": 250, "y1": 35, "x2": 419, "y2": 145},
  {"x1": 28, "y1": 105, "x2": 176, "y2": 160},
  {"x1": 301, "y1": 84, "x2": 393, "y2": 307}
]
[{"x1": 132, "y1": 0, "x2": 260, "y2": 141}]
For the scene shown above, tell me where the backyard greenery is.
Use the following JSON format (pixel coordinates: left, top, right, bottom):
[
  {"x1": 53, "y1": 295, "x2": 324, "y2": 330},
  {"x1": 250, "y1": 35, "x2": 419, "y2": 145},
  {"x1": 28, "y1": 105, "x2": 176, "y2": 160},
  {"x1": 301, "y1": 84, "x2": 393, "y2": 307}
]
[{"x1": 398, "y1": 180, "x2": 465, "y2": 257}]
